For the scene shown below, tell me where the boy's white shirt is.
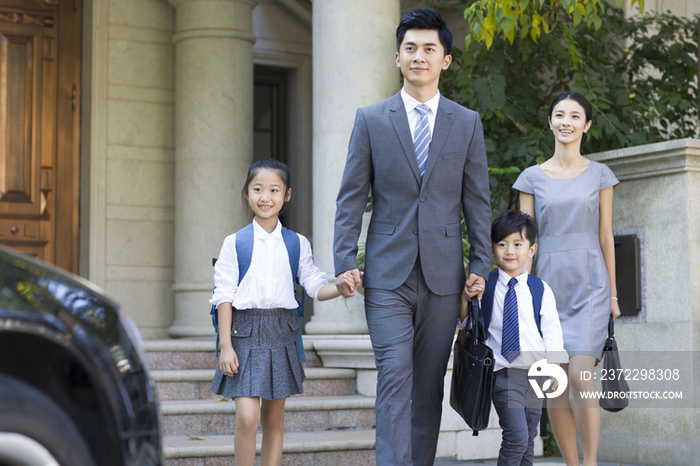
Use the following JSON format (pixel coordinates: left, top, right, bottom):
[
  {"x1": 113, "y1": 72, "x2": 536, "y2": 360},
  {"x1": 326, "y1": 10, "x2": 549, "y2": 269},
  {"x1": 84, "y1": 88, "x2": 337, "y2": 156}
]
[
  {"x1": 210, "y1": 219, "x2": 329, "y2": 310},
  {"x1": 469, "y1": 268, "x2": 568, "y2": 372}
]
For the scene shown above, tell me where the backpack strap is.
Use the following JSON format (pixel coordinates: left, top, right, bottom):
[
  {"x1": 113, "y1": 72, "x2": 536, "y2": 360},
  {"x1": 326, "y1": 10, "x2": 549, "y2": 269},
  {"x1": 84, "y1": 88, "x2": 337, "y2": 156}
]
[
  {"x1": 281, "y1": 226, "x2": 306, "y2": 363},
  {"x1": 235, "y1": 223, "x2": 255, "y2": 284},
  {"x1": 527, "y1": 274, "x2": 545, "y2": 337},
  {"x1": 210, "y1": 224, "x2": 254, "y2": 357},
  {"x1": 480, "y1": 269, "x2": 500, "y2": 332}
]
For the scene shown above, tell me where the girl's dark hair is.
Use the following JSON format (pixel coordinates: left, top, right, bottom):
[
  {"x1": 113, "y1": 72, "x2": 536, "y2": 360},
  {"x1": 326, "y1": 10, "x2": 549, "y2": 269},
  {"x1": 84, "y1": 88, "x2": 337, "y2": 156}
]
[
  {"x1": 548, "y1": 91, "x2": 593, "y2": 145},
  {"x1": 396, "y1": 7, "x2": 453, "y2": 56},
  {"x1": 491, "y1": 210, "x2": 538, "y2": 245},
  {"x1": 241, "y1": 159, "x2": 291, "y2": 226}
]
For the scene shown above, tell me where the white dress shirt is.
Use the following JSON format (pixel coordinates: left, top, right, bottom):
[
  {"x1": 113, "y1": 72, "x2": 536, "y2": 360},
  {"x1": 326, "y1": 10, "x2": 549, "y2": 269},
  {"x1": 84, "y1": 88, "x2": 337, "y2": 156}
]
[
  {"x1": 485, "y1": 268, "x2": 568, "y2": 372},
  {"x1": 210, "y1": 219, "x2": 329, "y2": 310},
  {"x1": 400, "y1": 88, "x2": 440, "y2": 140}
]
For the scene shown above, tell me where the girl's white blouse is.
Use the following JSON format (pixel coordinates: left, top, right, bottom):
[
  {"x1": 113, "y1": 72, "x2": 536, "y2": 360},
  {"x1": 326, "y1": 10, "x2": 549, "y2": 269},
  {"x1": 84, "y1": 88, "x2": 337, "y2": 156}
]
[{"x1": 210, "y1": 219, "x2": 329, "y2": 310}]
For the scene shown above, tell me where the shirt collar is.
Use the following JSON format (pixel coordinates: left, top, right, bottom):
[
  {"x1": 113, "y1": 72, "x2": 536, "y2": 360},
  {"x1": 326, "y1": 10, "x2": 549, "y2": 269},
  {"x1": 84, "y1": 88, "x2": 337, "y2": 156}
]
[
  {"x1": 498, "y1": 267, "x2": 528, "y2": 286},
  {"x1": 401, "y1": 88, "x2": 441, "y2": 116},
  {"x1": 252, "y1": 218, "x2": 283, "y2": 239}
]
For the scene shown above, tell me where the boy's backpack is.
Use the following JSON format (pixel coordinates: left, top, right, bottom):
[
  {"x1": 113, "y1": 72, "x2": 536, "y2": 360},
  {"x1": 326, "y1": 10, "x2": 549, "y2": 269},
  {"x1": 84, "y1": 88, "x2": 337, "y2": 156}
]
[
  {"x1": 210, "y1": 223, "x2": 306, "y2": 362},
  {"x1": 480, "y1": 269, "x2": 545, "y2": 337}
]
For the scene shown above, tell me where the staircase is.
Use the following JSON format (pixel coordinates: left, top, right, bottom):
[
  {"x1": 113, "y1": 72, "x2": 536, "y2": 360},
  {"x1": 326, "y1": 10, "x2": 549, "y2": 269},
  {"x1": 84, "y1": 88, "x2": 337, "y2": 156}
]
[{"x1": 145, "y1": 339, "x2": 377, "y2": 465}]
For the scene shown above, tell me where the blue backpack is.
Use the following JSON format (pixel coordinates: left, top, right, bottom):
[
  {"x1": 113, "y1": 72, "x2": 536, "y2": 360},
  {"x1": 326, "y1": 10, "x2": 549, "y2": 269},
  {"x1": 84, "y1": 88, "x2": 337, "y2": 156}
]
[
  {"x1": 210, "y1": 223, "x2": 306, "y2": 362},
  {"x1": 480, "y1": 269, "x2": 545, "y2": 337}
]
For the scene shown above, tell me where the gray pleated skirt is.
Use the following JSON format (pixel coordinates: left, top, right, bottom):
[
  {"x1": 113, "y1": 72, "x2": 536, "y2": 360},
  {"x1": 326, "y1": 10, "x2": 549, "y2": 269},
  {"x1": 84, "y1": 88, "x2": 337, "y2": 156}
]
[{"x1": 211, "y1": 308, "x2": 305, "y2": 400}]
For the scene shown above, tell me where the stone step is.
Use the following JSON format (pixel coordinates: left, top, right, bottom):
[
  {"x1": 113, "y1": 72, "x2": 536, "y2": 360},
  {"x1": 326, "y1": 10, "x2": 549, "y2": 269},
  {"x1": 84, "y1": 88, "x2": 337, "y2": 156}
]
[
  {"x1": 160, "y1": 395, "x2": 376, "y2": 436},
  {"x1": 152, "y1": 367, "x2": 358, "y2": 401},
  {"x1": 163, "y1": 428, "x2": 376, "y2": 466},
  {"x1": 145, "y1": 338, "x2": 323, "y2": 370}
]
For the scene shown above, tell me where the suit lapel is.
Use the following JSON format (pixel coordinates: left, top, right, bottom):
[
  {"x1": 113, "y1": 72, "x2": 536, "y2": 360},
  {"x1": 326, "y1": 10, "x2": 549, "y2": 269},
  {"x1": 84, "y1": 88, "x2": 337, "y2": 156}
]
[
  {"x1": 389, "y1": 93, "x2": 422, "y2": 185},
  {"x1": 421, "y1": 98, "x2": 453, "y2": 187}
]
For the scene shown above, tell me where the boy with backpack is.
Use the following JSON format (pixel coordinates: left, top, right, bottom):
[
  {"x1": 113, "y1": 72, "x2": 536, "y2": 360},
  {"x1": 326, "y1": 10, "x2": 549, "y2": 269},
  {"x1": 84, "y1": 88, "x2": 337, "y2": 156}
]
[{"x1": 462, "y1": 209, "x2": 568, "y2": 465}]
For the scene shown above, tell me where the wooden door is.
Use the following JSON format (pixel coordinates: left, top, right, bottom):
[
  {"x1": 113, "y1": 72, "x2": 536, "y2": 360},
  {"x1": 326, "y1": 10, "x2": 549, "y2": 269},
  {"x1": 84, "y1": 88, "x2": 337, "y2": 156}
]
[{"x1": 0, "y1": 0, "x2": 80, "y2": 273}]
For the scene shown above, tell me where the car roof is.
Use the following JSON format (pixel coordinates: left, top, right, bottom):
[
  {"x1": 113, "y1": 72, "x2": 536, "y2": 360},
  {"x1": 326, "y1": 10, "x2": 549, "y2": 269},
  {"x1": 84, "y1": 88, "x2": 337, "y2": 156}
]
[{"x1": 0, "y1": 245, "x2": 121, "y2": 311}]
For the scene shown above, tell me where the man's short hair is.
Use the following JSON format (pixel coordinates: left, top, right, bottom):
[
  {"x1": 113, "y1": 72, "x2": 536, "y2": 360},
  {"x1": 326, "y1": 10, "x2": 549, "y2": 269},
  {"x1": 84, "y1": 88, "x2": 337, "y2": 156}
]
[
  {"x1": 396, "y1": 7, "x2": 453, "y2": 56},
  {"x1": 491, "y1": 210, "x2": 538, "y2": 245}
]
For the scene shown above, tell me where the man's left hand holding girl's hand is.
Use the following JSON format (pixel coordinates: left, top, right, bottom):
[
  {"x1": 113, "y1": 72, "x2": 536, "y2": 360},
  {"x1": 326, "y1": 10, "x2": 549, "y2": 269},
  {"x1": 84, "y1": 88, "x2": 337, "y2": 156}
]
[{"x1": 335, "y1": 269, "x2": 363, "y2": 298}]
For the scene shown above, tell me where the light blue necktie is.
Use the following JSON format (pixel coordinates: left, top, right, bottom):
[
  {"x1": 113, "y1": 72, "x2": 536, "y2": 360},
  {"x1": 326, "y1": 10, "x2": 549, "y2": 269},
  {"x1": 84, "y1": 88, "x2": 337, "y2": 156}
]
[
  {"x1": 413, "y1": 104, "x2": 431, "y2": 178},
  {"x1": 501, "y1": 277, "x2": 520, "y2": 363}
]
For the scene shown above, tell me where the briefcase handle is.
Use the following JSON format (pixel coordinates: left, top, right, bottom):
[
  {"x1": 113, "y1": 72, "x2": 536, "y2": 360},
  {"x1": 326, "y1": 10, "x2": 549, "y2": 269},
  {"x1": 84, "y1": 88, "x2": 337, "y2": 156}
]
[{"x1": 469, "y1": 296, "x2": 486, "y2": 342}]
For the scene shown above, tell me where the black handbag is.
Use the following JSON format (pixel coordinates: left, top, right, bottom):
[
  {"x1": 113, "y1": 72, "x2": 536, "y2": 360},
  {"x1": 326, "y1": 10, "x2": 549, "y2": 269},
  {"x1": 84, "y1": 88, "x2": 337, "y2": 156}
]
[
  {"x1": 599, "y1": 315, "x2": 630, "y2": 412},
  {"x1": 450, "y1": 297, "x2": 494, "y2": 435}
]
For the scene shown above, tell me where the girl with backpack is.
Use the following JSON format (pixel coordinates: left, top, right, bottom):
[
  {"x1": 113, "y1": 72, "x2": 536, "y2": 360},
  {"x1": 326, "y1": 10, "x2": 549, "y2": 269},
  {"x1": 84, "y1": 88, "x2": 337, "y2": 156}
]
[{"x1": 210, "y1": 159, "x2": 357, "y2": 466}]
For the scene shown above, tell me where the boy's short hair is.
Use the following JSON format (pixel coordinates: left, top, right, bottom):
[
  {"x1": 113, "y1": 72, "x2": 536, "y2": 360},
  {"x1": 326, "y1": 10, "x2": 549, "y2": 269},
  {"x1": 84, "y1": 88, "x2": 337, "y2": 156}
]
[
  {"x1": 396, "y1": 7, "x2": 453, "y2": 56},
  {"x1": 491, "y1": 210, "x2": 538, "y2": 245}
]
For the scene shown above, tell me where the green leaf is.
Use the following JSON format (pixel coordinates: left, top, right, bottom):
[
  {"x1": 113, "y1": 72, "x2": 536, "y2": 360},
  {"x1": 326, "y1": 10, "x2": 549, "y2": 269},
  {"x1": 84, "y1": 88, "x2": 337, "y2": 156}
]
[
  {"x1": 573, "y1": 10, "x2": 582, "y2": 27},
  {"x1": 577, "y1": 3, "x2": 587, "y2": 16},
  {"x1": 473, "y1": 21, "x2": 483, "y2": 40},
  {"x1": 484, "y1": 139, "x2": 496, "y2": 152},
  {"x1": 593, "y1": 15, "x2": 602, "y2": 30}
]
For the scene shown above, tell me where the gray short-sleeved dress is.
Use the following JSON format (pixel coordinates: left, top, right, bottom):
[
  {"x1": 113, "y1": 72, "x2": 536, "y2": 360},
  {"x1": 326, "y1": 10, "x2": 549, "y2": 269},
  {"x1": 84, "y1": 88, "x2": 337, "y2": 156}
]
[{"x1": 513, "y1": 161, "x2": 619, "y2": 359}]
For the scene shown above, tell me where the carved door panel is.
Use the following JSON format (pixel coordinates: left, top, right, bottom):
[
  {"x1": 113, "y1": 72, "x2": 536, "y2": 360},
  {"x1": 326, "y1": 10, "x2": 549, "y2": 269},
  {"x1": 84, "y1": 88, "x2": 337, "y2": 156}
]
[{"x1": 0, "y1": 0, "x2": 79, "y2": 272}]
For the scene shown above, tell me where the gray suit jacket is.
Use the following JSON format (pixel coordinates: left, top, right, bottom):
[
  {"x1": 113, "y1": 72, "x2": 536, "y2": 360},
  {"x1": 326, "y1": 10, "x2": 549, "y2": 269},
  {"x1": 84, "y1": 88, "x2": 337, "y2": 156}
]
[{"x1": 334, "y1": 92, "x2": 492, "y2": 295}]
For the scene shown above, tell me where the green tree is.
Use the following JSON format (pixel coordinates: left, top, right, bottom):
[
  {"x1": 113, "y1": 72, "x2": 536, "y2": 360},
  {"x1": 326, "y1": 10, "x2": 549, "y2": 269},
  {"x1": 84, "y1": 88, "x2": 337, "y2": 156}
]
[
  {"x1": 437, "y1": 7, "x2": 698, "y2": 211},
  {"x1": 428, "y1": 0, "x2": 645, "y2": 64}
]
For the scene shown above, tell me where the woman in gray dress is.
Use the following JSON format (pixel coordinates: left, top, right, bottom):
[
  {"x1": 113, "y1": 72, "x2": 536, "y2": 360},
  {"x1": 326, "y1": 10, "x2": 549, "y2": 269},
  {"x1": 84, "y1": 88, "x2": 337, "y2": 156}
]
[{"x1": 513, "y1": 92, "x2": 620, "y2": 466}]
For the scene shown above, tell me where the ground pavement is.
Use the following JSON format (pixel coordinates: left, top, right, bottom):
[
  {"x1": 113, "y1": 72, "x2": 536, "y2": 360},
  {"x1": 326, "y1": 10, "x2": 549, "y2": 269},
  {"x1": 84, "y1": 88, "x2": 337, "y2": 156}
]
[{"x1": 436, "y1": 459, "x2": 642, "y2": 466}]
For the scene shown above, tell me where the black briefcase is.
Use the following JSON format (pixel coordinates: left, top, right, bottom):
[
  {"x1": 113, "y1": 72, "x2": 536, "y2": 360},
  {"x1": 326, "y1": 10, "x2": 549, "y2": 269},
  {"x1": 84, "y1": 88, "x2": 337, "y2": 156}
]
[{"x1": 450, "y1": 297, "x2": 494, "y2": 435}]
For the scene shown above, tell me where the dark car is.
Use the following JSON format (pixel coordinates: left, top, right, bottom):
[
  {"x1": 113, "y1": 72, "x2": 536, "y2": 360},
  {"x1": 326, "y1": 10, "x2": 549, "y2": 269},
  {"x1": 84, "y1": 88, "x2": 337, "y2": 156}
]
[{"x1": 0, "y1": 245, "x2": 162, "y2": 466}]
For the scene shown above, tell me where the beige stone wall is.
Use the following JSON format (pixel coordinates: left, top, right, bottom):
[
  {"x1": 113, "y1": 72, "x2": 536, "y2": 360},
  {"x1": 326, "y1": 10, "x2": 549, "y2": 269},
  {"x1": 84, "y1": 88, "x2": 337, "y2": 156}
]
[
  {"x1": 97, "y1": 0, "x2": 176, "y2": 338},
  {"x1": 627, "y1": 0, "x2": 700, "y2": 16},
  {"x1": 589, "y1": 139, "x2": 700, "y2": 465}
]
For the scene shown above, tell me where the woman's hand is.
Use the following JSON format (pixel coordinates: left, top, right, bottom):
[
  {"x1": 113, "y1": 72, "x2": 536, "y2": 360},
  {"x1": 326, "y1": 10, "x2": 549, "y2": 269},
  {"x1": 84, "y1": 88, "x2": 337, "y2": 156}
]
[
  {"x1": 611, "y1": 298, "x2": 621, "y2": 320},
  {"x1": 219, "y1": 345, "x2": 239, "y2": 376}
]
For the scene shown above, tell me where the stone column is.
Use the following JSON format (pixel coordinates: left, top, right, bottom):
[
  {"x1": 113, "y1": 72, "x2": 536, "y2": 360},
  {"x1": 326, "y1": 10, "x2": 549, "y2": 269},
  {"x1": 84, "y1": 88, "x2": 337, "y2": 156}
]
[
  {"x1": 305, "y1": 0, "x2": 401, "y2": 336},
  {"x1": 168, "y1": 0, "x2": 256, "y2": 337}
]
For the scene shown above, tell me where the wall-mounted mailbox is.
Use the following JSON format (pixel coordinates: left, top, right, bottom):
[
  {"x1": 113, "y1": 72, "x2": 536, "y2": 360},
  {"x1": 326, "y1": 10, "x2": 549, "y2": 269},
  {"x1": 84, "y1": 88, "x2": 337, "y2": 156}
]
[{"x1": 614, "y1": 235, "x2": 641, "y2": 316}]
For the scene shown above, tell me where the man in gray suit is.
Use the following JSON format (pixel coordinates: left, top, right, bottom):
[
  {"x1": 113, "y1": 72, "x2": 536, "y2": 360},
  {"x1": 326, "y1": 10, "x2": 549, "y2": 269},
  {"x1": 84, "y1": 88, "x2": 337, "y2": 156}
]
[{"x1": 333, "y1": 7, "x2": 492, "y2": 466}]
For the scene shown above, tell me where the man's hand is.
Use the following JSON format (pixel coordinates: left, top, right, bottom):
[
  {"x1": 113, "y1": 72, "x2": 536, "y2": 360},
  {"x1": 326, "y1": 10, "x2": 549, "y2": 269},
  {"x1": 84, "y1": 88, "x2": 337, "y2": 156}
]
[
  {"x1": 465, "y1": 273, "x2": 485, "y2": 301},
  {"x1": 336, "y1": 268, "x2": 362, "y2": 298}
]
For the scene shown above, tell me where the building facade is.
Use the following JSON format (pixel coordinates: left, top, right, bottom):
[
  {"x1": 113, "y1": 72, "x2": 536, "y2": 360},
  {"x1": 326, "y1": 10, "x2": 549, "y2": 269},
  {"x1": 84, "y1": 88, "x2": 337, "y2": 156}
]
[{"x1": 0, "y1": 0, "x2": 697, "y2": 336}]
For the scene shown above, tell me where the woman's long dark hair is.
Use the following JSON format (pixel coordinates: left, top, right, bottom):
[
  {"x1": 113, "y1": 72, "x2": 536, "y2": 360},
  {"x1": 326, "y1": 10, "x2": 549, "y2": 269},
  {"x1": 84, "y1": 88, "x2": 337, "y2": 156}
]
[
  {"x1": 549, "y1": 92, "x2": 593, "y2": 145},
  {"x1": 241, "y1": 159, "x2": 291, "y2": 227}
]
